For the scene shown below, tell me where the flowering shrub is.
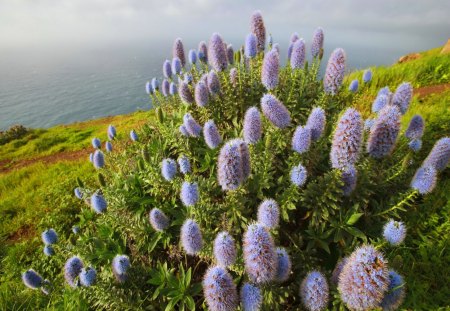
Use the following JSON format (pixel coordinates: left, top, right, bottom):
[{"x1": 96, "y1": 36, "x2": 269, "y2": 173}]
[{"x1": 20, "y1": 10, "x2": 449, "y2": 311}]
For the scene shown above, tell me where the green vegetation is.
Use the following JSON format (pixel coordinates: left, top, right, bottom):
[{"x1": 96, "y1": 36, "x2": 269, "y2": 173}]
[{"x1": 0, "y1": 46, "x2": 449, "y2": 310}]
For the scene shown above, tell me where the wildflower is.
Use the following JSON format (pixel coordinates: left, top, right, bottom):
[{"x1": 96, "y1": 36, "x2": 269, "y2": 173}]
[
  {"x1": 179, "y1": 81, "x2": 194, "y2": 104},
  {"x1": 183, "y1": 113, "x2": 202, "y2": 137},
  {"x1": 203, "y1": 266, "x2": 238, "y2": 311},
  {"x1": 275, "y1": 248, "x2": 291, "y2": 282},
  {"x1": 130, "y1": 130, "x2": 139, "y2": 142},
  {"x1": 198, "y1": 41, "x2": 208, "y2": 63},
  {"x1": 180, "y1": 181, "x2": 199, "y2": 207},
  {"x1": 301, "y1": 271, "x2": 329, "y2": 311},
  {"x1": 208, "y1": 33, "x2": 228, "y2": 71},
  {"x1": 163, "y1": 60, "x2": 172, "y2": 79},
  {"x1": 170, "y1": 82, "x2": 177, "y2": 95},
  {"x1": 392, "y1": 82, "x2": 412, "y2": 114},
  {"x1": 290, "y1": 38, "x2": 306, "y2": 69},
  {"x1": 178, "y1": 155, "x2": 191, "y2": 174},
  {"x1": 250, "y1": 11, "x2": 266, "y2": 52},
  {"x1": 92, "y1": 138, "x2": 101, "y2": 149},
  {"x1": 383, "y1": 219, "x2": 406, "y2": 246},
  {"x1": 372, "y1": 94, "x2": 391, "y2": 114},
  {"x1": 105, "y1": 141, "x2": 113, "y2": 152},
  {"x1": 257, "y1": 199, "x2": 279, "y2": 229},
  {"x1": 161, "y1": 79, "x2": 170, "y2": 97},
  {"x1": 363, "y1": 69, "x2": 372, "y2": 83},
  {"x1": 423, "y1": 137, "x2": 450, "y2": 171},
  {"x1": 161, "y1": 158, "x2": 177, "y2": 181},
  {"x1": 380, "y1": 270, "x2": 406, "y2": 311},
  {"x1": 311, "y1": 27, "x2": 324, "y2": 58},
  {"x1": 149, "y1": 208, "x2": 169, "y2": 232},
  {"x1": 260, "y1": 94, "x2": 291, "y2": 129},
  {"x1": 323, "y1": 48, "x2": 346, "y2": 95},
  {"x1": 411, "y1": 165, "x2": 437, "y2": 194},
  {"x1": 367, "y1": 105, "x2": 401, "y2": 158},
  {"x1": 261, "y1": 49, "x2": 279, "y2": 90},
  {"x1": 226, "y1": 44, "x2": 234, "y2": 64},
  {"x1": 341, "y1": 165, "x2": 357, "y2": 196},
  {"x1": 90, "y1": 193, "x2": 107, "y2": 213},
  {"x1": 306, "y1": 107, "x2": 326, "y2": 141},
  {"x1": 218, "y1": 139, "x2": 250, "y2": 190},
  {"x1": 349, "y1": 79, "x2": 359, "y2": 93},
  {"x1": 292, "y1": 125, "x2": 311, "y2": 154},
  {"x1": 145, "y1": 81, "x2": 152, "y2": 95},
  {"x1": 244, "y1": 107, "x2": 262, "y2": 144},
  {"x1": 204, "y1": 120, "x2": 222, "y2": 148},
  {"x1": 93, "y1": 150, "x2": 105, "y2": 169},
  {"x1": 44, "y1": 245, "x2": 54, "y2": 256},
  {"x1": 188, "y1": 49, "x2": 197, "y2": 65},
  {"x1": 22, "y1": 269, "x2": 43, "y2": 289},
  {"x1": 241, "y1": 283, "x2": 262, "y2": 311},
  {"x1": 112, "y1": 255, "x2": 130, "y2": 283},
  {"x1": 213, "y1": 231, "x2": 237, "y2": 267},
  {"x1": 408, "y1": 139, "x2": 422, "y2": 152},
  {"x1": 331, "y1": 257, "x2": 348, "y2": 285},
  {"x1": 41, "y1": 229, "x2": 58, "y2": 245},
  {"x1": 74, "y1": 187, "x2": 83, "y2": 199},
  {"x1": 245, "y1": 33, "x2": 258, "y2": 58},
  {"x1": 405, "y1": 115, "x2": 424, "y2": 140},
  {"x1": 207, "y1": 70, "x2": 221, "y2": 95},
  {"x1": 151, "y1": 77, "x2": 159, "y2": 91},
  {"x1": 172, "y1": 57, "x2": 182, "y2": 75},
  {"x1": 181, "y1": 219, "x2": 203, "y2": 255},
  {"x1": 64, "y1": 256, "x2": 84, "y2": 288},
  {"x1": 173, "y1": 38, "x2": 186, "y2": 66},
  {"x1": 230, "y1": 68, "x2": 238, "y2": 87},
  {"x1": 107, "y1": 124, "x2": 116, "y2": 140},
  {"x1": 79, "y1": 267, "x2": 97, "y2": 287},
  {"x1": 290, "y1": 164, "x2": 307, "y2": 187}
]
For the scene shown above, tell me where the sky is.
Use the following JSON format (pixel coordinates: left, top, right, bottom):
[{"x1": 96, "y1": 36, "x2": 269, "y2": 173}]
[{"x1": 1, "y1": 0, "x2": 449, "y2": 55}]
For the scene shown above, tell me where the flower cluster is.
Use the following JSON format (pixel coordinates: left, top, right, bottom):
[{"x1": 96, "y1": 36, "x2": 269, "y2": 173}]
[
  {"x1": 323, "y1": 48, "x2": 346, "y2": 95},
  {"x1": 218, "y1": 139, "x2": 251, "y2": 190}
]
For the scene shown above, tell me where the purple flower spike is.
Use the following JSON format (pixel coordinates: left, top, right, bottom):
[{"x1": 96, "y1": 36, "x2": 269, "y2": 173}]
[
  {"x1": 107, "y1": 124, "x2": 116, "y2": 140},
  {"x1": 180, "y1": 181, "x2": 199, "y2": 207},
  {"x1": 290, "y1": 163, "x2": 307, "y2": 187},
  {"x1": 112, "y1": 255, "x2": 130, "y2": 283},
  {"x1": 161, "y1": 79, "x2": 170, "y2": 97},
  {"x1": 257, "y1": 199, "x2": 279, "y2": 229},
  {"x1": 292, "y1": 125, "x2": 311, "y2": 154},
  {"x1": 241, "y1": 282, "x2": 262, "y2": 311},
  {"x1": 226, "y1": 44, "x2": 234, "y2": 65},
  {"x1": 151, "y1": 77, "x2": 159, "y2": 91},
  {"x1": 229, "y1": 68, "x2": 238, "y2": 87},
  {"x1": 203, "y1": 266, "x2": 238, "y2": 311},
  {"x1": 188, "y1": 49, "x2": 197, "y2": 65},
  {"x1": 195, "y1": 81, "x2": 209, "y2": 107},
  {"x1": 261, "y1": 49, "x2": 279, "y2": 90},
  {"x1": 301, "y1": 271, "x2": 329, "y2": 311},
  {"x1": 22, "y1": 269, "x2": 43, "y2": 289},
  {"x1": 260, "y1": 94, "x2": 291, "y2": 129},
  {"x1": 290, "y1": 38, "x2": 306, "y2": 69},
  {"x1": 330, "y1": 108, "x2": 363, "y2": 169},
  {"x1": 275, "y1": 248, "x2": 291, "y2": 282},
  {"x1": 162, "y1": 158, "x2": 177, "y2": 181},
  {"x1": 178, "y1": 155, "x2": 191, "y2": 174},
  {"x1": 204, "y1": 120, "x2": 222, "y2": 149},
  {"x1": 90, "y1": 193, "x2": 107, "y2": 213},
  {"x1": 349, "y1": 79, "x2": 359, "y2": 93},
  {"x1": 218, "y1": 139, "x2": 250, "y2": 190},
  {"x1": 372, "y1": 93, "x2": 391, "y2": 114},
  {"x1": 383, "y1": 219, "x2": 406, "y2": 246},
  {"x1": 173, "y1": 38, "x2": 186, "y2": 66},
  {"x1": 341, "y1": 164, "x2": 357, "y2": 196},
  {"x1": 243, "y1": 107, "x2": 262, "y2": 144},
  {"x1": 250, "y1": 11, "x2": 266, "y2": 52},
  {"x1": 338, "y1": 245, "x2": 389, "y2": 311},
  {"x1": 198, "y1": 41, "x2": 208, "y2": 63},
  {"x1": 323, "y1": 48, "x2": 346, "y2": 95},
  {"x1": 208, "y1": 33, "x2": 228, "y2": 71},
  {"x1": 306, "y1": 107, "x2": 326, "y2": 141},
  {"x1": 149, "y1": 208, "x2": 169, "y2": 232},
  {"x1": 411, "y1": 165, "x2": 437, "y2": 194},
  {"x1": 213, "y1": 232, "x2": 237, "y2": 267},
  {"x1": 243, "y1": 223, "x2": 277, "y2": 284},
  {"x1": 183, "y1": 113, "x2": 202, "y2": 137},
  {"x1": 179, "y1": 124, "x2": 189, "y2": 136},
  {"x1": 207, "y1": 70, "x2": 221, "y2": 95},
  {"x1": 163, "y1": 60, "x2": 172, "y2": 79},
  {"x1": 311, "y1": 27, "x2": 324, "y2": 58},
  {"x1": 179, "y1": 81, "x2": 194, "y2": 104},
  {"x1": 363, "y1": 69, "x2": 372, "y2": 83},
  {"x1": 392, "y1": 82, "x2": 413, "y2": 114},
  {"x1": 92, "y1": 137, "x2": 101, "y2": 149},
  {"x1": 423, "y1": 137, "x2": 450, "y2": 171},
  {"x1": 130, "y1": 130, "x2": 138, "y2": 142},
  {"x1": 169, "y1": 82, "x2": 177, "y2": 95},
  {"x1": 145, "y1": 81, "x2": 152, "y2": 95},
  {"x1": 93, "y1": 150, "x2": 105, "y2": 169},
  {"x1": 181, "y1": 219, "x2": 203, "y2": 255},
  {"x1": 245, "y1": 33, "x2": 257, "y2": 58},
  {"x1": 405, "y1": 115, "x2": 424, "y2": 140},
  {"x1": 380, "y1": 270, "x2": 406, "y2": 311},
  {"x1": 367, "y1": 105, "x2": 401, "y2": 158},
  {"x1": 64, "y1": 256, "x2": 84, "y2": 288}
]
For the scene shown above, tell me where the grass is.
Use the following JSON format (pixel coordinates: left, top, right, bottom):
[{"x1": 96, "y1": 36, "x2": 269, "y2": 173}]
[{"x1": 0, "y1": 46, "x2": 449, "y2": 309}]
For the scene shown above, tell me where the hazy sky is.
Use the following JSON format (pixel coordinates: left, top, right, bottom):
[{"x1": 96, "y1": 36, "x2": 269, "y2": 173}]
[{"x1": 1, "y1": 0, "x2": 449, "y2": 53}]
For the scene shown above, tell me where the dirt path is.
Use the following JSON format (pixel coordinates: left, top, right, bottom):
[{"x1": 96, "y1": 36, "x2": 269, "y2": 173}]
[{"x1": 1, "y1": 83, "x2": 448, "y2": 175}]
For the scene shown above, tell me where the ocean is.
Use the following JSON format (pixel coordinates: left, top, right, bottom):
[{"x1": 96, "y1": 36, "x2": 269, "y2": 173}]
[{"x1": 0, "y1": 39, "x2": 430, "y2": 130}]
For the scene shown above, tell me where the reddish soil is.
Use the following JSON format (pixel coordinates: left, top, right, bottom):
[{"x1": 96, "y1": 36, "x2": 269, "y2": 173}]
[
  {"x1": 7, "y1": 224, "x2": 36, "y2": 243},
  {"x1": 414, "y1": 83, "x2": 450, "y2": 98}
]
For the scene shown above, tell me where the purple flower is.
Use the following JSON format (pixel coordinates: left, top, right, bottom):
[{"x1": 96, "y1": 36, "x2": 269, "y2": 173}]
[
  {"x1": 107, "y1": 124, "x2": 116, "y2": 140},
  {"x1": 229, "y1": 68, "x2": 238, "y2": 87},
  {"x1": 130, "y1": 129, "x2": 138, "y2": 142},
  {"x1": 203, "y1": 120, "x2": 222, "y2": 149},
  {"x1": 183, "y1": 113, "x2": 202, "y2": 137},
  {"x1": 181, "y1": 219, "x2": 203, "y2": 255},
  {"x1": 151, "y1": 77, "x2": 159, "y2": 91},
  {"x1": 380, "y1": 270, "x2": 406, "y2": 311},
  {"x1": 162, "y1": 158, "x2": 177, "y2": 181},
  {"x1": 179, "y1": 124, "x2": 189, "y2": 136},
  {"x1": 89, "y1": 152, "x2": 93, "y2": 162},
  {"x1": 179, "y1": 81, "x2": 194, "y2": 104},
  {"x1": 208, "y1": 33, "x2": 228, "y2": 71},
  {"x1": 105, "y1": 141, "x2": 113, "y2": 152},
  {"x1": 383, "y1": 219, "x2": 406, "y2": 246},
  {"x1": 261, "y1": 49, "x2": 279, "y2": 90},
  {"x1": 218, "y1": 139, "x2": 250, "y2": 190},
  {"x1": 72, "y1": 226, "x2": 80, "y2": 234},
  {"x1": 93, "y1": 150, "x2": 105, "y2": 169},
  {"x1": 92, "y1": 137, "x2": 101, "y2": 149},
  {"x1": 330, "y1": 108, "x2": 363, "y2": 169},
  {"x1": 423, "y1": 137, "x2": 450, "y2": 171},
  {"x1": 306, "y1": 107, "x2": 326, "y2": 141},
  {"x1": 292, "y1": 126, "x2": 311, "y2": 154},
  {"x1": 180, "y1": 181, "x2": 199, "y2": 207},
  {"x1": 257, "y1": 199, "x2": 279, "y2": 229},
  {"x1": 411, "y1": 165, "x2": 437, "y2": 194},
  {"x1": 163, "y1": 60, "x2": 172, "y2": 79},
  {"x1": 243, "y1": 107, "x2": 262, "y2": 144},
  {"x1": 392, "y1": 82, "x2": 413, "y2": 114},
  {"x1": 260, "y1": 94, "x2": 291, "y2": 129},
  {"x1": 226, "y1": 44, "x2": 234, "y2": 65},
  {"x1": 311, "y1": 27, "x2": 324, "y2": 58},
  {"x1": 250, "y1": 11, "x2": 266, "y2": 52},
  {"x1": 338, "y1": 245, "x2": 389, "y2": 311},
  {"x1": 184, "y1": 73, "x2": 193, "y2": 84},
  {"x1": 173, "y1": 38, "x2": 186, "y2": 67},
  {"x1": 178, "y1": 155, "x2": 191, "y2": 174},
  {"x1": 323, "y1": 48, "x2": 346, "y2": 95},
  {"x1": 348, "y1": 79, "x2": 359, "y2": 93},
  {"x1": 243, "y1": 223, "x2": 277, "y2": 284},
  {"x1": 198, "y1": 41, "x2": 208, "y2": 63},
  {"x1": 203, "y1": 266, "x2": 238, "y2": 311},
  {"x1": 405, "y1": 115, "x2": 424, "y2": 140},
  {"x1": 74, "y1": 187, "x2": 83, "y2": 199},
  {"x1": 188, "y1": 49, "x2": 197, "y2": 65},
  {"x1": 290, "y1": 163, "x2": 307, "y2": 187},
  {"x1": 290, "y1": 32, "x2": 299, "y2": 43},
  {"x1": 363, "y1": 69, "x2": 372, "y2": 83},
  {"x1": 290, "y1": 38, "x2": 306, "y2": 69},
  {"x1": 22, "y1": 269, "x2": 43, "y2": 289},
  {"x1": 275, "y1": 247, "x2": 291, "y2": 282},
  {"x1": 44, "y1": 245, "x2": 54, "y2": 256},
  {"x1": 42, "y1": 229, "x2": 58, "y2": 245},
  {"x1": 364, "y1": 118, "x2": 375, "y2": 132},
  {"x1": 341, "y1": 165, "x2": 357, "y2": 196},
  {"x1": 378, "y1": 86, "x2": 390, "y2": 97},
  {"x1": 245, "y1": 33, "x2": 257, "y2": 58},
  {"x1": 408, "y1": 139, "x2": 422, "y2": 152},
  {"x1": 145, "y1": 81, "x2": 152, "y2": 95},
  {"x1": 207, "y1": 70, "x2": 221, "y2": 95},
  {"x1": 79, "y1": 267, "x2": 97, "y2": 287},
  {"x1": 372, "y1": 94, "x2": 391, "y2": 114},
  {"x1": 149, "y1": 208, "x2": 169, "y2": 232},
  {"x1": 172, "y1": 57, "x2": 182, "y2": 75},
  {"x1": 301, "y1": 271, "x2": 329, "y2": 311},
  {"x1": 367, "y1": 105, "x2": 401, "y2": 158},
  {"x1": 213, "y1": 231, "x2": 237, "y2": 267},
  {"x1": 331, "y1": 257, "x2": 348, "y2": 285},
  {"x1": 194, "y1": 82, "x2": 209, "y2": 107},
  {"x1": 112, "y1": 255, "x2": 130, "y2": 283},
  {"x1": 241, "y1": 283, "x2": 262, "y2": 311},
  {"x1": 272, "y1": 43, "x2": 280, "y2": 54},
  {"x1": 64, "y1": 256, "x2": 84, "y2": 288},
  {"x1": 170, "y1": 82, "x2": 177, "y2": 95},
  {"x1": 90, "y1": 193, "x2": 107, "y2": 213},
  {"x1": 161, "y1": 79, "x2": 170, "y2": 97}
]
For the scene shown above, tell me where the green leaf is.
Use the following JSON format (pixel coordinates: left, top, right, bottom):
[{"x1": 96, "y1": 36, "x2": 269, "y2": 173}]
[{"x1": 346, "y1": 213, "x2": 364, "y2": 225}]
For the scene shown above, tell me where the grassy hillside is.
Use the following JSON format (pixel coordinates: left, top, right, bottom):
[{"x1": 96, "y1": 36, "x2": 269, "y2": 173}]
[{"x1": 0, "y1": 46, "x2": 449, "y2": 310}]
